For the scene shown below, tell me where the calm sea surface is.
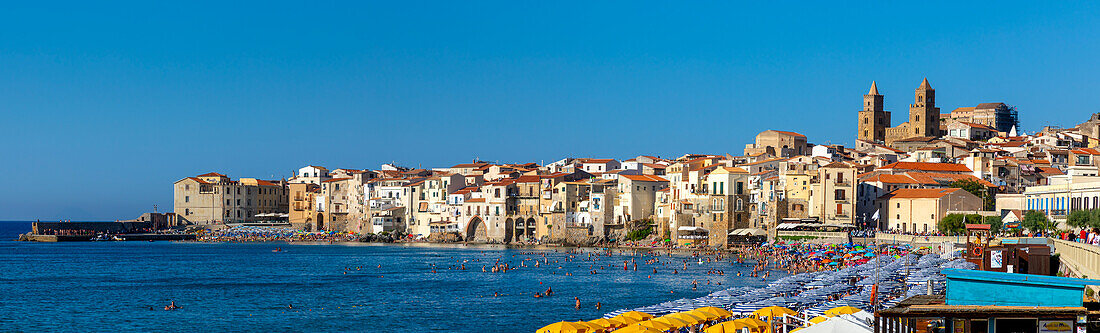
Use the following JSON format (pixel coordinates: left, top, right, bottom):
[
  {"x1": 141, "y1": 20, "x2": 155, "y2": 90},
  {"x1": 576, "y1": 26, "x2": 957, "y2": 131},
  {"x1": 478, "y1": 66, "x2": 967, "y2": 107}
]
[{"x1": 0, "y1": 221, "x2": 783, "y2": 332}]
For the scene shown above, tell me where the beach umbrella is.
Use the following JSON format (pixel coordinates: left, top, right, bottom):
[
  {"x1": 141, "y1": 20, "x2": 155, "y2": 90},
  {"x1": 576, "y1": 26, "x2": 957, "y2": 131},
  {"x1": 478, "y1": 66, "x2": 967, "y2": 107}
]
[
  {"x1": 666, "y1": 312, "x2": 706, "y2": 325},
  {"x1": 588, "y1": 318, "x2": 624, "y2": 329},
  {"x1": 704, "y1": 321, "x2": 762, "y2": 333},
  {"x1": 734, "y1": 317, "x2": 768, "y2": 330},
  {"x1": 614, "y1": 315, "x2": 644, "y2": 324},
  {"x1": 634, "y1": 320, "x2": 676, "y2": 331},
  {"x1": 824, "y1": 306, "x2": 865, "y2": 317},
  {"x1": 575, "y1": 321, "x2": 606, "y2": 333},
  {"x1": 698, "y1": 306, "x2": 734, "y2": 318},
  {"x1": 613, "y1": 325, "x2": 662, "y2": 333},
  {"x1": 652, "y1": 316, "x2": 692, "y2": 328},
  {"x1": 618, "y1": 311, "x2": 655, "y2": 322},
  {"x1": 686, "y1": 309, "x2": 721, "y2": 323},
  {"x1": 808, "y1": 316, "x2": 829, "y2": 324},
  {"x1": 751, "y1": 306, "x2": 796, "y2": 319},
  {"x1": 536, "y1": 321, "x2": 590, "y2": 333}
]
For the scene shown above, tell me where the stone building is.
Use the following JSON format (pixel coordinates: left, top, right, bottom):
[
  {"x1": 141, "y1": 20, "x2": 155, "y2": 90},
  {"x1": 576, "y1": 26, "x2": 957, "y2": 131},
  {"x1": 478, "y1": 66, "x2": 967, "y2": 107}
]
[
  {"x1": 869, "y1": 78, "x2": 942, "y2": 145},
  {"x1": 744, "y1": 130, "x2": 809, "y2": 157},
  {"x1": 173, "y1": 172, "x2": 288, "y2": 224},
  {"x1": 858, "y1": 81, "x2": 890, "y2": 143},
  {"x1": 875, "y1": 188, "x2": 983, "y2": 233}
]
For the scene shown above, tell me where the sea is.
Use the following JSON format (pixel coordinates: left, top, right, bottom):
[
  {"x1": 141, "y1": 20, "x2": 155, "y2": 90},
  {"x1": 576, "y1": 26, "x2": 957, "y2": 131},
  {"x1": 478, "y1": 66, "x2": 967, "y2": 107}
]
[{"x1": 0, "y1": 221, "x2": 784, "y2": 332}]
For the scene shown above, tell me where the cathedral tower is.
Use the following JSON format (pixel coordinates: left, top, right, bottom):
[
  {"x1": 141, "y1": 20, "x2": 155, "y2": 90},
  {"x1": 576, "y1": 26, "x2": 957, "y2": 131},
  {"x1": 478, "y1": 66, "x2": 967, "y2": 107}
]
[
  {"x1": 857, "y1": 81, "x2": 889, "y2": 142},
  {"x1": 908, "y1": 78, "x2": 940, "y2": 137}
]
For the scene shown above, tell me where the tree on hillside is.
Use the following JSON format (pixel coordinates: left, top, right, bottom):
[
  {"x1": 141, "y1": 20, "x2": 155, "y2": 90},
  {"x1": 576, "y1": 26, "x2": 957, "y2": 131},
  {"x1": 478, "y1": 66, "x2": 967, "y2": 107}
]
[
  {"x1": 948, "y1": 179, "x2": 993, "y2": 210},
  {"x1": 1022, "y1": 210, "x2": 1051, "y2": 234},
  {"x1": 938, "y1": 214, "x2": 967, "y2": 235}
]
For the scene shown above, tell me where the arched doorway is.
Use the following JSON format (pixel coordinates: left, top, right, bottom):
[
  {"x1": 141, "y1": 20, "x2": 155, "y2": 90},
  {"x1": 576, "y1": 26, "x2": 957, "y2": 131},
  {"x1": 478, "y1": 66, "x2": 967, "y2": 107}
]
[
  {"x1": 316, "y1": 213, "x2": 324, "y2": 231},
  {"x1": 504, "y1": 218, "x2": 514, "y2": 243},
  {"x1": 526, "y1": 217, "x2": 536, "y2": 239},
  {"x1": 465, "y1": 216, "x2": 487, "y2": 242}
]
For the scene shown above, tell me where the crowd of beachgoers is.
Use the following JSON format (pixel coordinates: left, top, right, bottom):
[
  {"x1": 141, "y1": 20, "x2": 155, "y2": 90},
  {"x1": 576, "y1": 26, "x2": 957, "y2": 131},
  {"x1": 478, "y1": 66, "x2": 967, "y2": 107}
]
[{"x1": 194, "y1": 226, "x2": 357, "y2": 242}]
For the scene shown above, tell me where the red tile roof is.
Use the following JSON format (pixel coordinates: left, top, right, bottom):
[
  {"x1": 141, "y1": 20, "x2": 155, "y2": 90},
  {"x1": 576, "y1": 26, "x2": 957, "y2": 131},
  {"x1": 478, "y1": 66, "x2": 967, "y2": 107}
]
[
  {"x1": 880, "y1": 162, "x2": 972, "y2": 173},
  {"x1": 770, "y1": 130, "x2": 806, "y2": 138},
  {"x1": 621, "y1": 174, "x2": 669, "y2": 182},
  {"x1": 881, "y1": 188, "x2": 965, "y2": 199},
  {"x1": 198, "y1": 172, "x2": 227, "y2": 177}
]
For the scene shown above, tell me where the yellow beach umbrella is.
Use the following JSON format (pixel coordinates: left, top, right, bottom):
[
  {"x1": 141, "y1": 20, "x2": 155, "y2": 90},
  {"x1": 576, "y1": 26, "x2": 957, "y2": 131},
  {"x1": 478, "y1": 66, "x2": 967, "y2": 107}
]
[
  {"x1": 824, "y1": 306, "x2": 863, "y2": 317},
  {"x1": 635, "y1": 320, "x2": 676, "y2": 331},
  {"x1": 614, "y1": 315, "x2": 643, "y2": 325},
  {"x1": 702, "y1": 322, "x2": 739, "y2": 333},
  {"x1": 588, "y1": 318, "x2": 624, "y2": 329},
  {"x1": 705, "y1": 320, "x2": 763, "y2": 333},
  {"x1": 575, "y1": 321, "x2": 605, "y2": 333},
  {"x1": 614, "y1": 325, "x2": 662, "y2": 333},
  {"x1": 536, "y1": 321, "x2": 590, "y2": 333},
  {"x1": 619, "y1": 311, "x2": 655, "y2": 322},
  {"x1": 670, "y1": 312, "x2": 707, "y2": 325},
  {"x1": 686, "y1": 309, "x2": 721, "y2": 321},
  {"x1": 808, "y1": 316, "x2": 829, "y2": 324},
  {"x1": 751, "y1": 306, "x2": 797, "y2": 319},
  {"x1": 652, "y1": 316, "x2": 691, "y2": 329},
  {"x1": 734, "y1": 317, "x2": 768, "y2": 330},
  {"x1": 695, "y1": 306, "x2": 734, "y2": 318}
]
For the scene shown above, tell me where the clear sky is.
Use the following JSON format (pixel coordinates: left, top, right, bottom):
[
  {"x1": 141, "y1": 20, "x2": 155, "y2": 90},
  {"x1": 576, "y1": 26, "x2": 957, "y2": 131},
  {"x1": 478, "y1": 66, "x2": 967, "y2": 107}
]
[{"x1": 2, "y1": 1, "x2": 1098, "y2": 220}]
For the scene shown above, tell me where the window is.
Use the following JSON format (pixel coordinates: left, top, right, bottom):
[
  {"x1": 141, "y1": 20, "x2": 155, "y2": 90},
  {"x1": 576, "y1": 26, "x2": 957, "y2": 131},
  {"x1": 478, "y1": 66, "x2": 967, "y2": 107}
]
[
  {"x1": 185, "y1": 196, "x2": 190, "y2": 203},
  {"x1": 185, "y1": 208, "x2": 190, "y2": 215}
]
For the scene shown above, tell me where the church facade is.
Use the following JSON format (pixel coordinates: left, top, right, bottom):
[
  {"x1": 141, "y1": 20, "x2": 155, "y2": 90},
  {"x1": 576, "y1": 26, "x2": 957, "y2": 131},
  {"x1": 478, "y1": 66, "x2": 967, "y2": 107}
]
[{"x1": 857, "y1": 78, "x2": 943, "y2": 145}]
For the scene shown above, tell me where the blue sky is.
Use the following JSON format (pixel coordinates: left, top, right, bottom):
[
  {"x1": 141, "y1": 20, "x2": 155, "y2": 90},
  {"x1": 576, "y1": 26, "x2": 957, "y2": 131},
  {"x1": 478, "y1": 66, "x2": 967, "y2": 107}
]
[{"x1": 2, "y1": 1, "x2": 1098, "y2": 220}]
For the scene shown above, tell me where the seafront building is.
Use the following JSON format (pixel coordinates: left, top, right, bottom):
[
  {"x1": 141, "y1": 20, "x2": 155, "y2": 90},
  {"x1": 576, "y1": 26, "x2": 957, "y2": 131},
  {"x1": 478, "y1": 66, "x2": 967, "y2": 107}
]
[
  {"x1": 173, "y1": 172, "x2": 288, "y2": 224},
  {"x1": 169, "y1": 79, "x2": 1100, "y2": 246}
]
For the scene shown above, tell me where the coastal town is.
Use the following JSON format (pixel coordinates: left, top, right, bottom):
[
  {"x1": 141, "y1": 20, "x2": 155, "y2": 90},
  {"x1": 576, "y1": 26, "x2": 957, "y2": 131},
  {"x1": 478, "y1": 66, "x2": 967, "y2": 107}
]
[
  {"x1": 21, "y1": 78, "x2": 1100, "y2": 333},
  {"x1": 161, "y1": 79, "x2": 1090, "y2": 247}
]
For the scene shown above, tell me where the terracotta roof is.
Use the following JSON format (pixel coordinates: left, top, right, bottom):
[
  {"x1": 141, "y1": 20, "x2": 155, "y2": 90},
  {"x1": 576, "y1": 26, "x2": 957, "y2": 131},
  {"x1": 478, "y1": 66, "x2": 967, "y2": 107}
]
[
  {"x1": 960, "y1": 122, "x2": 997, "y2": 131},
  {"x1": 880, "y1": 162, "x2": 972, "y2": 173},
  {"x1": 450, "y1": 162, "x2": 489, "y2": 168},
  {"x1": 642, "y1": 163, "x2": 667, "y2": 169},
  {"x1": 742, "y1": 158, "x2": 784, "y2": 166},
  {"x1": 466, "y1": 198, "x2": 486, "y2": 203},
  {"x1": 255, "y1": 180, "x2": 278, "y2": 186},
  {"x1": 721, "y1": 167, "x2": 749, "y2": 173},
  {"x1": 881, "y1": 188, "x2": 965, "y2": 199},
  {"x1": 769, "y1": 130, "x2": 806, "y2": 138},
  {"x1": 893, "y1": 136, "x2": 937, "y2": 143},
  {"x1": 822, "y1": 162, "x2": 853, "y2": 169},
  {"x1": 578, "y1": 158, "x2": 615, "y2": 163},
  {"x1": 198, "y1": 172, "x2": 227, "y2": 177},
  {"x1": 1072, "y1": 148, "x2": 1100, "y2": 155},
  {"x1": 621, "y1": 174, "x2": 669, "y2": 182},
  {"x1": 322, "y1": 177, "x2": 353, "y2": 183},
  {"x1": 185, "y1": 177, "x2": 211, "y2": 184},
  {"x1": 514, "y1": 175, "x2": 542, "y2": 183}
]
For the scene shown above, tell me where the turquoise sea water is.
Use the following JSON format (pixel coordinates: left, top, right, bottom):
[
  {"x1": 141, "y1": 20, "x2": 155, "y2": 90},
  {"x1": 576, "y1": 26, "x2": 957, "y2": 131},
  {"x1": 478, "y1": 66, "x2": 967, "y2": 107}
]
[{"x1": 0, "y1": 222, "x2": 783, "y2": 332}]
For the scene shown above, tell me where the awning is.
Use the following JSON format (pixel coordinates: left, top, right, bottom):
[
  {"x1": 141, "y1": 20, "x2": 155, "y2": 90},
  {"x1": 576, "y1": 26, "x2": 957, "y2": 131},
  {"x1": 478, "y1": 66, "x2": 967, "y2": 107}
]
[
  {"x1": 729, "y1": 228, "x2": 767, "y2": 236},
  {"x1": 677, "y1": 226, "x2": 706, "y2": 232}
]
